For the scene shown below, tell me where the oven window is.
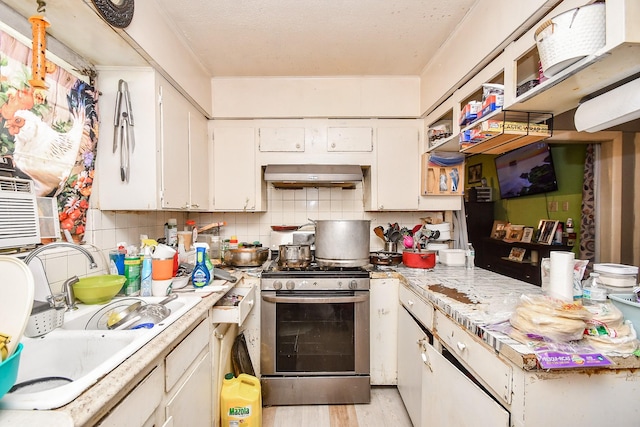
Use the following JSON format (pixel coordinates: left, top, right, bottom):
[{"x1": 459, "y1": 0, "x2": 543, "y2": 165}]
[{"x1": 276, "y1": 301, "x2": 355, "y2": 373}]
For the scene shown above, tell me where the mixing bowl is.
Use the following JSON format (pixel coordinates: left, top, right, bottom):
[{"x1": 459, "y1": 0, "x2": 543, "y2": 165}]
[
  {"x1": 73, "y1": 275, "x2": 126, "y2": 304},
  {"x1": 0, "y1": 343, "x2": 23, "y2": 398}
]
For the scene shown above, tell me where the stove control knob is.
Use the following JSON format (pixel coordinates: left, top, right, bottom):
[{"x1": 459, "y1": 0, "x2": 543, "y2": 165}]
[
  {"x1": 273, "y1": 280, "x2": 283, "y2": 291},
  {"x1": 286, "y1": 280, "x2": 296, "y2": 290},
  {"x1": 349, "y1": 280, "x2": 358, "y2": 290}
]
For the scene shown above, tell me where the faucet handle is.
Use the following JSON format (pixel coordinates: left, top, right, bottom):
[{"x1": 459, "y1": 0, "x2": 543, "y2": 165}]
[
  {"x1": 46, "y1": 293, "x2": 67, "y2": 309},
  {"x1": 63, "y1": 276, "x2": 80, "y2": 311}
]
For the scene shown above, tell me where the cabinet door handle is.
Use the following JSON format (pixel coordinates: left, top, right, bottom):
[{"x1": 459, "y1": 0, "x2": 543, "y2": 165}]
[
  {"x1": 407, "y1": 300, "x2": 414, "y2": 307},
  {"x1": 421, "y1": 351, "x2": 432, "y2": 372},
  {"x1": 456, "y1": 342, "x2": 466, "y2": 352}
]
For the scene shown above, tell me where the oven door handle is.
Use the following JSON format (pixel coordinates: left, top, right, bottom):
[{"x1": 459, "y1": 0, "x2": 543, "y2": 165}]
[{"x1": 262, "y1": 294, "x2": 369, "y2": 304}]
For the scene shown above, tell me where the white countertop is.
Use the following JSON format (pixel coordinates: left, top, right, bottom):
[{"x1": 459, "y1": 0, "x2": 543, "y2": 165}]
[{"x1": 379, "y1": 264, "x2": 640, "y2": 370}]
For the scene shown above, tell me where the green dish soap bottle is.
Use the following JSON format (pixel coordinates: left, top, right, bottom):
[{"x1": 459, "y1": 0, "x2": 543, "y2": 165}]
[{"x1": 192, "y1": 246, "x2": 210, "y2": 288}]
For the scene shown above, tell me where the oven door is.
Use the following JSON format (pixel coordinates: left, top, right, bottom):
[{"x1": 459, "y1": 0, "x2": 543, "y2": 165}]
[{"x1": 261, "y1": 290, "x2": 369, "y2": 376}]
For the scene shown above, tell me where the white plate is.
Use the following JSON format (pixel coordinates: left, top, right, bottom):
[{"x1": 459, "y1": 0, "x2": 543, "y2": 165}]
[{"x1": 0, "y1": 256, "x2": 35, "y2": 358}]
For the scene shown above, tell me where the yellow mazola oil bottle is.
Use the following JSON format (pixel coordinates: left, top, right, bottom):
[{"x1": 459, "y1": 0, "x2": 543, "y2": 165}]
[{"x1": 221, "y1": 372, "x2": 262, "y2": 426}]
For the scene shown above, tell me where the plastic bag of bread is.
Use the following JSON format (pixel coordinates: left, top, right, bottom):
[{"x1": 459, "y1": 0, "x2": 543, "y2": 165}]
[
  {"x1": 583, "y1": 302, "x2": 626, "y2": 337},
  {"x1": 518, "y1": 294, "x2": 592, "y2": 319},
  {"x1": 583, "y1": 320, "x2": 639, "y2": 355},
  {"x1": 509, "y1": 294, "x2": 592, "y2": 342}
]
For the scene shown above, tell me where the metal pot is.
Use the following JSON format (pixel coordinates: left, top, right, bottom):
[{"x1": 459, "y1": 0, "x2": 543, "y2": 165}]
[
  {"x1": 224, "y1": 247, "x2": 270, "y2": 267},
  {"x1": 277, "y1": 244, "x2": 312, "y2": 268},
  {"x1": 313, "y1": 219, "x2": 371, "y2": 267},
  {"x1": 402, "y1": 250, "x2": 436, "y2": 269}
]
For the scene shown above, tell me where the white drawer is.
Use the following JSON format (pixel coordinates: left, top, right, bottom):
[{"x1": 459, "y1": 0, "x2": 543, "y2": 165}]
[
  {"x1": 165, "y1": 319, "x2": 209, "y2": 391},
  {"x1": 399, "y1": 285, "x2": 434, "y2": 331},
  {"x1": 210, "y1": 285, "x2": 256, "y2": 326},
  {"x1": 435, "y1": 310, "x2": 512, "y2": 404}
]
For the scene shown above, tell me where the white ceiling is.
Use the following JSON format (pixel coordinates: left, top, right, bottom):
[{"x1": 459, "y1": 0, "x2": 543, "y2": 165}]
[
  {"x1": 1, "y1": 0, "x2": 479, "y2": 78},
  {"x1": 153, "y1": 0, "x2": 478, "y2": 77}
]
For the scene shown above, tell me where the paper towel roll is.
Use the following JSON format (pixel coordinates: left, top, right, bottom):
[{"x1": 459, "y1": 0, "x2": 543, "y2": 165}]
[{"x1": 549, "y1": 251, "x2": 575, "y2": 301}]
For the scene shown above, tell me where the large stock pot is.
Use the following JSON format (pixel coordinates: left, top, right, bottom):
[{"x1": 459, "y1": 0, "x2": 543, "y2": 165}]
[{"x1": 313, "y1": 219, "x2": 371, "y2": 267}]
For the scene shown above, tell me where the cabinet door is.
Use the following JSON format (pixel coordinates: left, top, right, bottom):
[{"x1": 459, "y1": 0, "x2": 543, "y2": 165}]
[
  {"x1": 370, "y1": 278, "x2": 399, "y2": 385},
  {"x1": 327, "y1": 126, "x2": 373, "y2": 152},
  {"x1": 212, "y1": 126, "x2": 259, "y2": 211},
  {"x1": 97, "y1": 367, "x2": 163, "y2": 426},
  {"x1": 422, "y1": 345, "x2": 509, "y2": 427},
  {"x1": 94, "y1": 68, "x2": 161, "y2": 210},
  {"x1": 188, "y1": 110, "x2": 210, "y2": 210},
  {"x1": 166, "y1": 352, "x2": 213, "y2": 427},
  {"x1": 160, "y1": 83, "x2": 191, "y2": 209},
  {"x1": 258, "y1": 127, "x2": 305, "y2": 152},
  {"x1": 374, "y1": 126, "x2": 420, "y2": 210},
  {"x1": 397, "y1": 306, "x2": 426, "y2": 427}
]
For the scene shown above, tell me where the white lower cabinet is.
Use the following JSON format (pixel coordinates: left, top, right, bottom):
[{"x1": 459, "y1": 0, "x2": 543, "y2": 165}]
[
  {"x1": 97, "y1": 367, "x2": 164, "y2": 427},
  {"x1": 397, "y1": 306, "x2": 428, "y2": 426},
  {"x1": 165, "y1": 352, "x2": 212, "y2": 427},
  {"x1": 422, "y1": 344, "x2": 509, "y2": 427},
  {"x1": 370, "y1": 278, "x2": 399, "y2": 385},
  {"x1": 398, "y1": 284, "x2": 509, "y2": 427}
]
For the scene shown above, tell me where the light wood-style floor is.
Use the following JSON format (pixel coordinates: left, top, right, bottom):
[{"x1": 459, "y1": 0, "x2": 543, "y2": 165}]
[{"x1": 262, "y1": 386, "x2": 413, "y2": 427}]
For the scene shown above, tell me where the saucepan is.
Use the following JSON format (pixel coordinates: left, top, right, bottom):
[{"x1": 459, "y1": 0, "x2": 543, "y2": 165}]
[{"x1": 278, "y1": 244, "x2": 313, "y2": 268}]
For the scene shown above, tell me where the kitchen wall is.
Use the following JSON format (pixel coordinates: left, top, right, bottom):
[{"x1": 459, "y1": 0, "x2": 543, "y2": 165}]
[
  {"x1": 466, "y1": 144, "x2": 586, "y2": 254},
  {"x1": 85, "y1": 183, "x2": 433, "y2": 256}
]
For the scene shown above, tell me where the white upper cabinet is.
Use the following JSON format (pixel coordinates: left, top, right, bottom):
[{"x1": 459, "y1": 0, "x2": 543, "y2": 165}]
[
  {"x1": 365, "y1": 123, "x2": 420, "y2": 211},
  {"x1": 258, "y1": 127, "x2": 305, "y2": 152},
  {"x1": 327, "y1": 126, "x2": 373, "y2": 152},
  {"x1": 211, "y1": 122, "x2": 266, "y2": 212},
  {"x1": 94, "y1": 67, "x2": 209, "y2": 211}
]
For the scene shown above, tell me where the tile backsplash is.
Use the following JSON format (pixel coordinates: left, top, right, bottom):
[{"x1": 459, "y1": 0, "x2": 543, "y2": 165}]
[
  {"x1": 86, "y1": 184, "x2": 434, "y2": 254},
  {"x1": 29, "y1": 184, "x2": 446, "y2": 292}
]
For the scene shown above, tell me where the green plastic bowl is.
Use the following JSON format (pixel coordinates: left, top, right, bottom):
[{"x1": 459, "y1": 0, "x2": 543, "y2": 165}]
[
  {"x1": 0, "y1": 343, "x2": 23, "y2": 398},
  {"x1": 73, "y1": 275, "x2": 126, "y2": 304}
]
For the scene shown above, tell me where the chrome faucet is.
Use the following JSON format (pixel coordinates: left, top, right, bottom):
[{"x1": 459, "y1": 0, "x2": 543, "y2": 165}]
[
  {"x1": 23, "y1": 242, "x2": 99, "y2": 310},
  {"x1": 23, "y1": 242, "x2": 99, "y2": 269}
]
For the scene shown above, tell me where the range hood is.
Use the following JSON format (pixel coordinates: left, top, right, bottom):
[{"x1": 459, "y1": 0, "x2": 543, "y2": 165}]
[{"x1": 264, "y1": 164, "x2": 363, "y2": 189}]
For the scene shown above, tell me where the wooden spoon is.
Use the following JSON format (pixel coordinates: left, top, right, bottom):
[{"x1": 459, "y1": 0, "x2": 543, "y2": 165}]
[{"x1": 373, "y1": 226, "x2": 386, "y2": 242}]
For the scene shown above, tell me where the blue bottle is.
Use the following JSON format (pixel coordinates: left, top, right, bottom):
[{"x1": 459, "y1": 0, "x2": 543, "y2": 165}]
[
  {"x1": 192, "y1": 246, "x2": 210, "y2": 288},
  {"x1": 140, "y1": 246, "x2": 153, "y2": 296}
]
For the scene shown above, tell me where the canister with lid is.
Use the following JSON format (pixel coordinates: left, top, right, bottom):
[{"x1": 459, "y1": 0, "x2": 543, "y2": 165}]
[{"x1": 593, "y1": 263, "x2": 638, "y2": 292}]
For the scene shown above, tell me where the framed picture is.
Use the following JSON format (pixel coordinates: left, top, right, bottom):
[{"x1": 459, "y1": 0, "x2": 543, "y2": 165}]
[
  {"x1": 490, "y1": 220, "x2": 508, "y2": 240},
  {"x1": 537, "y1": 220, "x2": 559, "y2": 245},
  {"x1": 468, "y1": 163, "x2": 483, "y2": 184},
  {"x1": 508, "y1": 247, "x2": 526, "y2": 262},
  {"x1": 521, "y1": 227, "x2": 534, "y2": 243},
  {"x1": 504, "y1": 224, "x2": 524, "y2": 242}
]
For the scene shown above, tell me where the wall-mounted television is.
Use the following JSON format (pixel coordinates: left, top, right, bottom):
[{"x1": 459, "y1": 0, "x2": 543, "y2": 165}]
[{"x1": 494, "y1": 142, "x2": 558, "y2": 199}]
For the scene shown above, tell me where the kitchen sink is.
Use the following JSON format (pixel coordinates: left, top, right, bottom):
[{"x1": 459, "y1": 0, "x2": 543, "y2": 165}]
[{"x1": 0, "y1": 295, "x2": 201, "y2": 410}]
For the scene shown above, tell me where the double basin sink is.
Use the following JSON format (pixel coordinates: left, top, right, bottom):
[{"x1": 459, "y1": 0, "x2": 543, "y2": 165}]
[{"x1": 0, "y1": 295, "x2": 201, "y2": 410}]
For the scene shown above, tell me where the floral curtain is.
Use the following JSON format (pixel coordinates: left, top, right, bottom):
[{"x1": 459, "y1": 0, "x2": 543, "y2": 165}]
[{"x1": 0, "y1": 30, "x2": 98, "y2": 243}]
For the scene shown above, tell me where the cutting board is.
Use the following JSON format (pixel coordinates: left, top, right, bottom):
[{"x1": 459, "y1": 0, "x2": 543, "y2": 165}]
[{"x1": 0, "y1": 256, "x2": 35, "y2": 358}]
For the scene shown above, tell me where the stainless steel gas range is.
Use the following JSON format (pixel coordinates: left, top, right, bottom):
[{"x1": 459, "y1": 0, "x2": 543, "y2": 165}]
[{"x1": 260, "y1": 261, "x2": 370, "y2": 406}]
